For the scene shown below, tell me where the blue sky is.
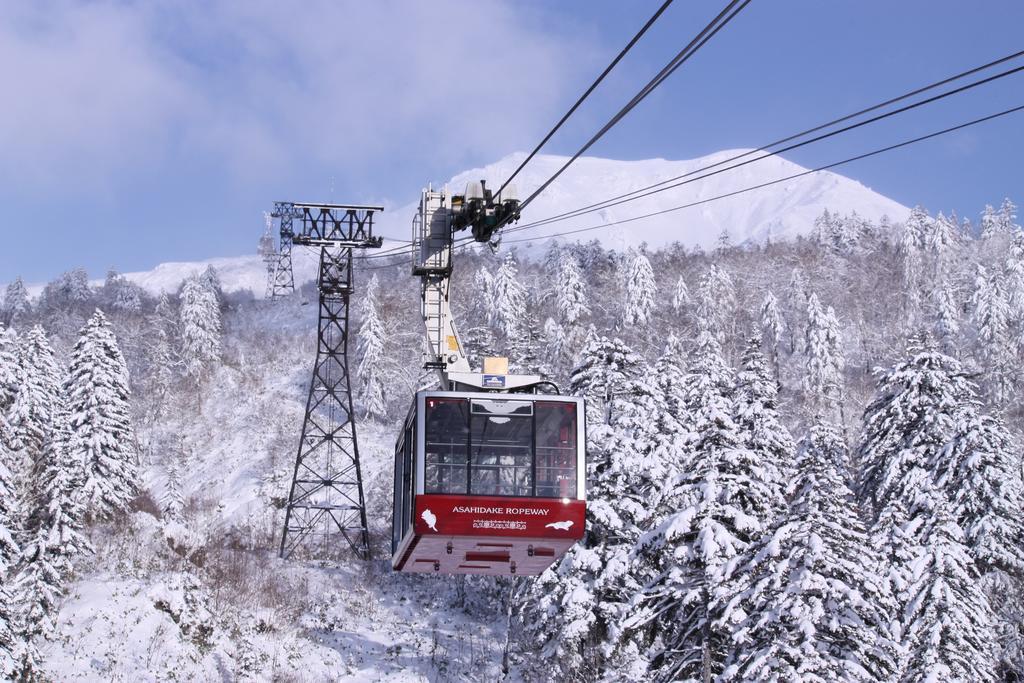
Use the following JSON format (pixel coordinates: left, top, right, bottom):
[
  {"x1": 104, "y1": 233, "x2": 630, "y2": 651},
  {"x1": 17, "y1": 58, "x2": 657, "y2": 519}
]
[{"x1": 2, "y1": 0, "x2": 1022, "y2": 283}]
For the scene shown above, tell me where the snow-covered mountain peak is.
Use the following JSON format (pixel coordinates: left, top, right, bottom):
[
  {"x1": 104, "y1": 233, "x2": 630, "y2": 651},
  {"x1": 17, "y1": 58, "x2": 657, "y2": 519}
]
[
  {"x1": 423, "y1": 149, "x2": 910, "y2": 251},
  {"x1": 31, "y1": 151, "x2": 909, "y2": 298}
]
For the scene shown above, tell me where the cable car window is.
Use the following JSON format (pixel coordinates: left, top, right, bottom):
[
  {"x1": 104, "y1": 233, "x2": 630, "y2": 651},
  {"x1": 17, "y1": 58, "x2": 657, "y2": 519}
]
[
  {"x1": 470, "y1": 399, "x2": 533, "y2": 497},
  {"x1": 424, "y1": 398, "x2": 469, "y2": 494},
  {"x1": 392, "y1": 436, "x2": 404, "y2": 553},
  {"x1": 402, "y1": 424, "x2": 414, "y2": 538},
  {"x1": 535, "y1": 402, "x2": 578, "y2": 499}
]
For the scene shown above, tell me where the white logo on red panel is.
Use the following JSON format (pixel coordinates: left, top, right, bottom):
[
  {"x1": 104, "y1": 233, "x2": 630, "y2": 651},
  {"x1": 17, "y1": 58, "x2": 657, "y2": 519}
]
[
  {"x1": 545, "y1": 520, "x2": 574, "y2": 531},
  {"x1": 421, "y1": 509, "x2": 439, "y2": 532}
]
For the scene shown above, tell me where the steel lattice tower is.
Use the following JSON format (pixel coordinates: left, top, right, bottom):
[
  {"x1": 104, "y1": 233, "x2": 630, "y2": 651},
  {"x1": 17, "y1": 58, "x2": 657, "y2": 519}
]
[
  {"x1": 269, "y1": 202, "x2": 297, "y2": 299},
  {"x1": 279, "y1": 202, "x2": 383, "y2": 560}
]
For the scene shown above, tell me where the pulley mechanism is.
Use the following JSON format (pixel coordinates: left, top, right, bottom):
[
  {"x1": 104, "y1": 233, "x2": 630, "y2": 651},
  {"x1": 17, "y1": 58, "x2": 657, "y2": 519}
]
[{"x1": 451, "y1": 179, "x2": 520, "y2": 243}]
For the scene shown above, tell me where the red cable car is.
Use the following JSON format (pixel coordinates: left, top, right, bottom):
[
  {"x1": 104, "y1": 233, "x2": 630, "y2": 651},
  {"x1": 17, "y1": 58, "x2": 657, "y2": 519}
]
[{"x1": 392, "y1": 390, "x2": 586, "y2": 576}]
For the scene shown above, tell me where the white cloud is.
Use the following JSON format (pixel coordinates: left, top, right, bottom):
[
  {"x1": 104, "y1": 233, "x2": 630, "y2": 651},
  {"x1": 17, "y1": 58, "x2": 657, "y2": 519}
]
[{"x1": 0, "y1": 0, "x2": 592, "y2": 196}]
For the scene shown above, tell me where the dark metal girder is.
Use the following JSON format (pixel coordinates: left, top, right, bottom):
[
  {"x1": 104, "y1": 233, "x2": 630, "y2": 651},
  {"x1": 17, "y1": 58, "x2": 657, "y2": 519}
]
[{"x1": 278, "y1": 202, "x2": 381, "y2": 561}]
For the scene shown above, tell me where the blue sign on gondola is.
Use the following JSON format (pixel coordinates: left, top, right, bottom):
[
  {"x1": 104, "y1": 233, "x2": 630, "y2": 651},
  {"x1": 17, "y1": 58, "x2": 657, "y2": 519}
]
[{"x1": 482, "y1": 374, "x2": 506, "y2": 388}]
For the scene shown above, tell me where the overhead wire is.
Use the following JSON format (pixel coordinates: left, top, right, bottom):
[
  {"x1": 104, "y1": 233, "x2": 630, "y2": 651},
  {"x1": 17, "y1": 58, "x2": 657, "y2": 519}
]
[
  {"x1": 495, "y1": 0, "x2": 677, "y2": 199},
  {"x1": 501, "y1": 52, "x2": 1024, "y2": 237},
  {"x1": 502, "y1": 0, "x2": 754, "y2": 225}
]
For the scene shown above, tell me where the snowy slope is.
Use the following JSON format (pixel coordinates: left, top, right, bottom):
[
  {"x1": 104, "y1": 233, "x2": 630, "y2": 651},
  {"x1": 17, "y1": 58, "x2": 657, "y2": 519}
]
[{"x1": 379, "y1": 150, "x2": 910, "y2": 251}]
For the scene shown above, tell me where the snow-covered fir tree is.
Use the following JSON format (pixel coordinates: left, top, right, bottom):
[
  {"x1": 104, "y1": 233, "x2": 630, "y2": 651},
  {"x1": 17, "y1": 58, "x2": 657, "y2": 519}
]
[
  {"x1": 671, "y1": 275, "x2": 690, "y2": 316},
  {"x1": 931, "y1": 284, "x2": 960, "y2": 354},
  {"x1": 355, "y1": 274, "x2": 388, "y2": 420},
  {"x1": 804, "y1": 293, "x2": 844, "y2": 414},
  {"x1": 201, "y1": 265, "x2": 224, "y2": 309},
  {"x1": 625, "y1": 331, "x2": 769, "y2": 682},
  {"x1": 723, "y1": 422, "x2": 896, "y2": 682},
  {"x1": 0, "y1": 410, "x2": 20, "y2": 678},
  {"x1": 179, "y1": 275, "x2": 222, "y2": 385},
  {"x1": 15, "y1": 427, "x2": 90, "y2": 680},
  {"x1": 0, "y1": 325, "x2": 18, "y2": 413},
  {"x1": 2, "y1": 278, "x2": 31, "y2": 327},
  {"x1": 857, "y1": 340, "x2": 981, "y2": 671},
  {"x1": 858, "y1": 341, "x2": 972, "y2": 523},
  {"x1": 697, "y1": 264, "x2": 736, "y2": 344},
  {"x1": 11, "y1": 327, "x2": 64, "y2": 488},
  {"x1": 555, "y1": 250, "x2": 589, "y2": 327},
  {"x1": 732, "y1": 337, "x2": 794, "y2": 512},
  {"x1": 785, "y1": 267, "x2": 809, "y2": 354},
  {"x1": 155, "y1": 291, "x2": 176, "y2": 332},
  {"x1": 162, "y1": 456, "x2": 186, "y2": 521},
  {"x1": 623, "y1": 252, "x2": 656, "y2": 327},
  {"x1": 149, "y1": 327, "x2": 176, "y2": 414},
  {"x1": 970, "y1": 265, "x2": 1014, "y2": 404},
  {"x1": 65, "y1": 310, "x2": 138, "y2": 520},
  {"x1": 900, "y1": 492, "x2": 996, "y2": 682},
  {"x1": 489, "y1": 254, "x2": 527, "y2": 338},
  {"x1": 759, "y1": 292, "x2": 783, "y2": 379},
  {"x1": 935, "y1": 413, "x2": 1024, "y2": 575},
  {"x1": 568, "y1": 330, "x2": 645, "y2": 424}
]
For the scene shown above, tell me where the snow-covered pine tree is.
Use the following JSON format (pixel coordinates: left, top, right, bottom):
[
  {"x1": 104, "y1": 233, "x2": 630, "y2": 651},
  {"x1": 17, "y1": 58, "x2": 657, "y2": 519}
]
[
  {"x1": 857, "y1": 339, "x2": 977, "y2": 664},
  {"x1": 722, "y1": 422, "x2": 896, "y2": 682},
  {"x1": 489, "y1": 254, "x2": 527, "y2": 338},
  {"x1": 11, "y1": 326, "x2": 63, "y2": 488},
  {"x1": 0, "y1": 325, "x2": 18, "y2": 414},
  {"x1": 785, "y1": 267, "x2": 809, "y2": 354},
  {"x1": 932, "y1": 284, "x2": 960, "y2": 354},
  {"x1": 935, "y1": 413, "x2": 1024, "y2": 575},
  {"x1": 970, "y1": 265, "x2": 1014, "y2": 404},
  {"x1": 804, "y1": 292, "x2": 844, "y2": 414},
  {"x1": 652, "y1": 333, "x2": 689, "y2": 431},
  {"x1": 0, "y1": 411, "x2": 20, "y2": 678},
  {"x1": 568, "y1": 330, "x2": 645, "y2": 425},
  {"x1": 101, "y1": 270, "x2": 141, "y2": 315},
  {"x1": 624, "y1": 330, "x2": 761, "y2": 682},
  {"x1": 201, "y1": 265, "x2": 224, "y2": 309},
  {"x1": 149, "y1": 327, "x2": 176, "y2": 414},
  {"x1": 65, "y1": 310, "x2": 138, "y2": 520},
  {"x1": 179, "y1": 274, "x2": 222, "y2": 385},
  {"x1": 671, "y1": 275, "x2": 690, "y2": 316},
  {"x1": 924, "y1": 212, "x2": 959, "y2": 286},
  {"x1": 15, "y1": 427, "x2": 90, "y2": 680},
  {"x1": 858, "y1": 340, "x2": 973, "y2": 520},
  {"x1": 623, "y1": 252, "x2": 656, "y2": 327},
  {"x1": 900, "y1": 491, "x2": 996, "y2": 682},
  {"x1": 155, "y1": 292, "x2": 176, "y2": 332},
  {"x1": 2, "y1": 278, "x2": 30, "y2": 327},
  {"x1": 697, "y1": 264, "x2": 736, "y2": 344},
  {"x1": 355, "y1": 274, "x2": 388, "y2": 420},
  {"x1": 981, "y1": 204, "x2": 1001, "y2": 242},
  {"x1": 555, "y1": 250, "x2": 589, "y2": 327},
  {"x1": 899, "y1": 208, "x2": 930, "y2": 322},
  {"x1": 999, "y1": 197, "x2": 1019, "y2": 232},
  {"x1": 162, "y1": 456, "x2": 185, "y2": 521},
  {"x1": 759, "y1": 292, "x2": 783, "y2": 380},
  {"x1": 732, "y1": 336, "x2": 794, "y2": 512},
  {"x1": 541, "y1": 317, "x2": 566, "y2": 368}
]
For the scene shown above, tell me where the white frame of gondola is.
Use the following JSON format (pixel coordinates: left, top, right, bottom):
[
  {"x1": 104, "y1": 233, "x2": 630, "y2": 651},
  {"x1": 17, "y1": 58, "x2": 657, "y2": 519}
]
[{"x1": 391, "y1": 390, "x2": 587, "y2": 570}]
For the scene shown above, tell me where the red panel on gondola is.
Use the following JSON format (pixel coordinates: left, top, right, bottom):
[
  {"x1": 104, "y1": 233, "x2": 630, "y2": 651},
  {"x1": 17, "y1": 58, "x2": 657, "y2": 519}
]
[{"x1": 413, "y1": 495, "x2": 586, "y2": 539}]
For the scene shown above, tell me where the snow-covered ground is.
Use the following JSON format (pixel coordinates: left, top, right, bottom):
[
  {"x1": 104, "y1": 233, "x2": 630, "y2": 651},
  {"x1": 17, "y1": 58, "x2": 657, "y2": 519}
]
[{"x1": 42, "y1": 297, "x2": 514, "y2": 682}]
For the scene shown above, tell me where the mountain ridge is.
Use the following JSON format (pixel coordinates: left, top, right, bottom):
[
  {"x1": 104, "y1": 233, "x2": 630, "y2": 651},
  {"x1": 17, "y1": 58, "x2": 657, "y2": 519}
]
[{"x1": 31, "y1": 150, "x2": 910, "y2": 297}]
